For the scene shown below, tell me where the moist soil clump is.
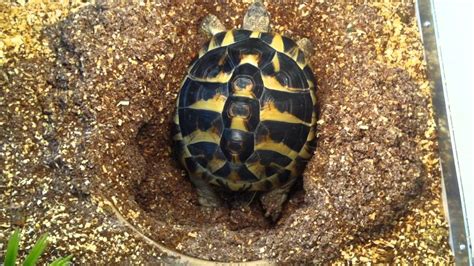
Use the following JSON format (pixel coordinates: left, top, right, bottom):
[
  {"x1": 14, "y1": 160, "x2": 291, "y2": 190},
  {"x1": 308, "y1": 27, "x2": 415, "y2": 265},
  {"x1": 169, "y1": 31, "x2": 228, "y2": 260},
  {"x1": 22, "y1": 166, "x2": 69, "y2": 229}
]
[{"x1": 1, "y1": 1, "x2": 453, "y2": 264}]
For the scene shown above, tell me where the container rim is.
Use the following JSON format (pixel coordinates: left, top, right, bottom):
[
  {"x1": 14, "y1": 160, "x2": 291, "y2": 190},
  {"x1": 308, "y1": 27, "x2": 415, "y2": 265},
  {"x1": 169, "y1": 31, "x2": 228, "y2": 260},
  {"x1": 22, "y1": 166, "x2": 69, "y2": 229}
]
[{"x1": 416, "y1": 0, "x2": 472, "y2": 264}]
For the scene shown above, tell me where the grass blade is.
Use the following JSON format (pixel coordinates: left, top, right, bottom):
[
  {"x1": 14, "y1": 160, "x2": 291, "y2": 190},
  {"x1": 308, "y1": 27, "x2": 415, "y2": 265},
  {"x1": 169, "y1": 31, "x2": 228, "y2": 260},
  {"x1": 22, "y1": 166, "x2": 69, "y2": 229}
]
[
  {"x1": 4, "y1": 229, "x2": 21, "y2": 266},
  {"x1": 49, "y1": 255, "x2": 73, "y2": 266},
  {"x1": 22, "y1": 233, "x2": 48, "y2": 266}
]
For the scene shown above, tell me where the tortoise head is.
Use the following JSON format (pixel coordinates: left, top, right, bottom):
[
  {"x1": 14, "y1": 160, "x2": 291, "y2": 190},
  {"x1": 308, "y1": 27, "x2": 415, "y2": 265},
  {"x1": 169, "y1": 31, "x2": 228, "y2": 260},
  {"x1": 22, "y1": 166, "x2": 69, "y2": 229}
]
[
  {"x1": 200, "y1": 1, "x2": 271, "y2": 37},
  {"x1": 242, "y1": 1, "x2": 271, "y2": 32}
]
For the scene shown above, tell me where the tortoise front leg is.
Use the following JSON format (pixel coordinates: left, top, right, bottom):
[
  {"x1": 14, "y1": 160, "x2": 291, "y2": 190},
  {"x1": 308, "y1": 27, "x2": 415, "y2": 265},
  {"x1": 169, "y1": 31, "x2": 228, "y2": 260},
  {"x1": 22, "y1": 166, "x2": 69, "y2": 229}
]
[
  {"x1": 200, "y1": 14, "x2": 226, "y2": 36},
  {"x1": 297, "y1": 37, "x2": 314, "y2": 57}
]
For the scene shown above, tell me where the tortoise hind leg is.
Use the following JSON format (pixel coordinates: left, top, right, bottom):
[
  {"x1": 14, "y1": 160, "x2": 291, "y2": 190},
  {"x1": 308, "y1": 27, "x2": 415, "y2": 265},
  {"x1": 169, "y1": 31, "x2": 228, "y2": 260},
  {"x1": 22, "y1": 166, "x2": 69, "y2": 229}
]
[
  {"x1": 260, "y1": 178, "x2": 296, "y2": 222},
  {"x1": 243, "y1": 1, "x2": 270, "y2": 32},
  {"x1": 190, "y1": 172, "x2": 223, "y2": 207}
]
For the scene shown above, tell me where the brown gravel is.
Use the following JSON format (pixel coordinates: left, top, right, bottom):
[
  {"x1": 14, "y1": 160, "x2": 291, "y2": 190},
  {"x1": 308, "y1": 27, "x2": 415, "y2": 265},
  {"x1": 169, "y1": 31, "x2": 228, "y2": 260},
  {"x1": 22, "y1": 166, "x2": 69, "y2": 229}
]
[{"x1": 1, "y1": 1, "x2": 453, "y2": 264}]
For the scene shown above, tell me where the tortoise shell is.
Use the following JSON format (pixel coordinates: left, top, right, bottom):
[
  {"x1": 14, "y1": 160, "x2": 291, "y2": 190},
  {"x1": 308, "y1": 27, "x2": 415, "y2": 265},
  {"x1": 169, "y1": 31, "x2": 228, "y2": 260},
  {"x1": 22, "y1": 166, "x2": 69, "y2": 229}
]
[{"x1": 173, "y1": 29, "x2": 317, "y2": 192}]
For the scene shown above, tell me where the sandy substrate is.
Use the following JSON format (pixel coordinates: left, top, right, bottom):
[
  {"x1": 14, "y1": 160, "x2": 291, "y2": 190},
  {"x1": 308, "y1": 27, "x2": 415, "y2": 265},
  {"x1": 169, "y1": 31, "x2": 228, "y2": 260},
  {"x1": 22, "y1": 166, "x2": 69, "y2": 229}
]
[{"x1": 1, "y1": 1, "x2": 453, "y2": 264}]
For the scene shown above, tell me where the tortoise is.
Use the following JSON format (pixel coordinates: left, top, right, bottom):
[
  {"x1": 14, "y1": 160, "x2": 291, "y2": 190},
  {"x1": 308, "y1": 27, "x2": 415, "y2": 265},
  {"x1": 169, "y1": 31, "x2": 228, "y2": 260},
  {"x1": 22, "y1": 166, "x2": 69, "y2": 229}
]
[{"x1": 172, "y1": 1, "x2": 317, "y2": 220}]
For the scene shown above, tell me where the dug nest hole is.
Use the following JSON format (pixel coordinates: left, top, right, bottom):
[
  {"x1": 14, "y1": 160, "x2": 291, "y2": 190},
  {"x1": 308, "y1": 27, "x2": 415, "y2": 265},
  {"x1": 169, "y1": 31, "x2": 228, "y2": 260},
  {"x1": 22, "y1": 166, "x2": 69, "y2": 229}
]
[{"x1": 46, "y1": 2, "x2": 429, "y2": 263}]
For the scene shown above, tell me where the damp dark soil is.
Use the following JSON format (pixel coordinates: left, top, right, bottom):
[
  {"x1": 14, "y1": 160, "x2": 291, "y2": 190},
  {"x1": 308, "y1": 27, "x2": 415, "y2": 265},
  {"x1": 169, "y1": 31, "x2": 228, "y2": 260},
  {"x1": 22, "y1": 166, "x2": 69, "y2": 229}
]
[{"x1": 1, "y1": 1, "x2": 453, "y2": 264}]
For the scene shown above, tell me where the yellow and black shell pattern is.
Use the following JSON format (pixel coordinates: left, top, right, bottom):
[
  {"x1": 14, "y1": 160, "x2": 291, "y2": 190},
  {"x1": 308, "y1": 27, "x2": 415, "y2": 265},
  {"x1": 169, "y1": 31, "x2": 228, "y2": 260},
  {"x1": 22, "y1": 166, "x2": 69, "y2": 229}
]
[{"x1": 173, "y1": 29, "x2": 317, "y2": 192}]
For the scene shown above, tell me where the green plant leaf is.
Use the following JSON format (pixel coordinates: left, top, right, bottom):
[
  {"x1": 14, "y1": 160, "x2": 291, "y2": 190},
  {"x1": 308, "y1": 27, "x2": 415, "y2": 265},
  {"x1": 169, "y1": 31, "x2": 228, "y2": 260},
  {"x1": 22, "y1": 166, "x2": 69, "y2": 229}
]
[
  {"x1": 4, "y1": 229, "x2": 21, "y2": 266},
  {"x1": 23, "y1": 233, "x2": 48, "y2": 266},
  {"x1": 49, "y1": 255, "x2": 73, "y2": 266}
]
